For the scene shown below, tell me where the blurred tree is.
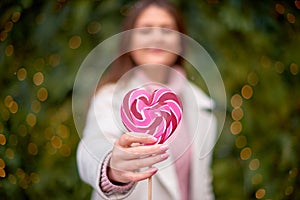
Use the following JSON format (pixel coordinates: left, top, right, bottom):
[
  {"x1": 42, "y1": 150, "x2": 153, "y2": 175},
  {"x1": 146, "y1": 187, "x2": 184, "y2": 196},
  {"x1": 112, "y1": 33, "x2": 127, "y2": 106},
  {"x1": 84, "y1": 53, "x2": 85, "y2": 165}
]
[{"x1": 0, "y1": 0, "x2": 299, "y2": 199}]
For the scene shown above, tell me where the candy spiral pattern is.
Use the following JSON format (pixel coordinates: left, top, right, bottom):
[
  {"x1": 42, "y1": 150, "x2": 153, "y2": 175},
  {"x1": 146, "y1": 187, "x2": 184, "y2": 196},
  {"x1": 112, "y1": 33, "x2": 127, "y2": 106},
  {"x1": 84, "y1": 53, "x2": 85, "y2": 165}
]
[{"x1": 121, "y1": 88, "x2": 183, "y2": 144}]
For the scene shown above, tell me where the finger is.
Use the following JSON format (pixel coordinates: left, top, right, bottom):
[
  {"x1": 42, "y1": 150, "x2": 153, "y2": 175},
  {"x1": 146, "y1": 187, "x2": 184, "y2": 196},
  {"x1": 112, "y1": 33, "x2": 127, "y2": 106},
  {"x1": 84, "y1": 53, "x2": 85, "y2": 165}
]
[
  {"x1": 118, "y1": 132, "x2": 157, "y2": 147},
  {"x1": 123, "y1": 167, "x2": 158, "y2": 182},
  {"x1": 126, "y1": 152, "x2": 169, "y2": 171},
  {"x1": 124, "y1": 144, "x2": 169, "y2": 160}
]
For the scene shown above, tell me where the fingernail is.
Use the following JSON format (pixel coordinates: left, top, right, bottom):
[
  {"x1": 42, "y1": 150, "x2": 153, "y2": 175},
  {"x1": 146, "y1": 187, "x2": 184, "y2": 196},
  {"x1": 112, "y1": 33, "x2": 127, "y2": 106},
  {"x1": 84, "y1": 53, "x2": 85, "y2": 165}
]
[
  {"x1": 160, "y1": 145, "x2": 169, "y2": 151},
  {"x1": 148, "y1": 135, "x2": 157, "y2": 141},
  {"x1": 150, "y1": 167, "x2": 158, "y2": 173},
  {"x1": 161, "y1": 153, "x2": 169, "y2": 159}
]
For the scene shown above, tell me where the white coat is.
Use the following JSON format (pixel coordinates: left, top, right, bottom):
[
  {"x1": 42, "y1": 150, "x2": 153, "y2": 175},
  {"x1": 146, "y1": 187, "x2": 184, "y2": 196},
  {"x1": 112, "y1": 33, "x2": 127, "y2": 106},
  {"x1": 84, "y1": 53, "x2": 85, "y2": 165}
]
[{"x1": 76, "y1": 77, "x2": 217, "y2": 200}]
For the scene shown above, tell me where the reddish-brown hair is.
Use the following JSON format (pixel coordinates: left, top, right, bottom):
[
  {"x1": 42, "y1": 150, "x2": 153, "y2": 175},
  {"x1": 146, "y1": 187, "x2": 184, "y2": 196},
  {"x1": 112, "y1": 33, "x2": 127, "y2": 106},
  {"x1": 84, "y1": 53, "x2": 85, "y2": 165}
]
[{"x1": 99, "y1": 0, "x2": 186, "y2": 87}]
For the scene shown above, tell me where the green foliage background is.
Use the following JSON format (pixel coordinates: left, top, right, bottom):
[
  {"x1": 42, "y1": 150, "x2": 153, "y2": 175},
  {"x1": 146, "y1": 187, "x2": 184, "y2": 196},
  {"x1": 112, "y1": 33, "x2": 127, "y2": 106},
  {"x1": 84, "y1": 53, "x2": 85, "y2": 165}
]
[{"x1": 0, "y1": 0, "x2": 299, "y2": 199}]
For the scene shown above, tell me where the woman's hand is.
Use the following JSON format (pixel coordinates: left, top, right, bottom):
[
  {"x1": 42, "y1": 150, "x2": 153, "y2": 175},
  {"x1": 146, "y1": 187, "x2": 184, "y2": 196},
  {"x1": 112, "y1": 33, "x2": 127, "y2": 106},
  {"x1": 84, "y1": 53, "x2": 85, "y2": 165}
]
[{"x1": 108, "y1": 132, "x2": 169, "y2": 184}]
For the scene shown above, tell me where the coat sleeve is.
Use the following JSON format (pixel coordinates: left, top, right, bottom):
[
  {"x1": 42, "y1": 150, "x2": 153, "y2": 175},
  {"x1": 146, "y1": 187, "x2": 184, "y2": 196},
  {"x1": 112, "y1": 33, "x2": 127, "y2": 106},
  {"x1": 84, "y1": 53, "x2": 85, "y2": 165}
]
[{"x1": 76, "y1": 84, "x2": 135, "y2": 199}]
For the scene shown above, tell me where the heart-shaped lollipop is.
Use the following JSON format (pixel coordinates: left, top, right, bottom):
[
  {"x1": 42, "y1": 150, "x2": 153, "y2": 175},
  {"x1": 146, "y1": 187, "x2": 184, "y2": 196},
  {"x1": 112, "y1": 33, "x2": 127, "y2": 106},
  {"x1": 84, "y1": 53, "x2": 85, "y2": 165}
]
[{"x1": 120, "y1": 87, "x2": 183, "y2": 144}]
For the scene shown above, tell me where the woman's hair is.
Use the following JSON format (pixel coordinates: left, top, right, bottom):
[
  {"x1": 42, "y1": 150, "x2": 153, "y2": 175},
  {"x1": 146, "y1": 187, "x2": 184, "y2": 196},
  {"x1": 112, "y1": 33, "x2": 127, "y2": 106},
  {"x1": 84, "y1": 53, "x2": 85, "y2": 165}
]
[{"x1": 99, "y1": 0, "x2": 186, "y2": 87}]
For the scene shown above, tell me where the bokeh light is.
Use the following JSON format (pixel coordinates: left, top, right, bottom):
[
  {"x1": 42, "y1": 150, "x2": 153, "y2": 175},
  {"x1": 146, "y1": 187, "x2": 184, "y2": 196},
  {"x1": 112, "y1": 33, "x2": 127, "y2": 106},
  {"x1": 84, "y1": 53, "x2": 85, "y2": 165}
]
[
  {"x1": 247, "y1": 72, "x2": 259, "y2": 86},
  {"x1": 290, "y1": 63, "x2": 299, "y2": 75},
  {"x1": 31, "y1": 100, "x2": 41, "y2": 113},
  {"x1": 5, "y1": 148, "x2": 14, "y2": 159},
  {"x1": 235, "y1": 135, "x2": 247, "y2": 148},
  {"x1": 231, "y1": 107, "x2": 244, "y2": 121},
  {"x1": 33, "y1": 72, "x2": 44, "y2": 86},
  {"x1": 275, "y1": 3, "x2": 285, "y2": 14},
  {"x1": 87, "y1": 21, "x2": 101, "y2": 34},
  {"x1": 69, "y1": 35, "x2": 82, "y2": 49},
  {"x1": 11, "y1": 12, "x2": 21, "y2": 22},
  {"x1": 252, "y1": 173, "x2": 263, "y2": 185},
  {"x1": 241, "y1": 85, "x2": 253, "y2": 100},
  {"x1": 27, "y1": 143, "x2": 38, "y2": 155},
  {"x1": 249, "y1": 158, "x2": 260, "y2": 171},
  {"x1": 0, "y1": 134, "x2": 7, "y2": 145},
  {"x1": 240, "y1": 147, "x2": 252, "y2": 160},
  {"x1": 230, "y1": 121, "x2": 242, "y2": 135},
  {"x1": 231, "y1": 94, "x2": 243, "y2": 108},
  {"x1": 5, "y1": 44, "x2": 14, "y2": 56},
  {"x1": 287, "y1": 13, "x2": 296, "y2": 23},
  {"x1": 26, "y1": 113, "x2": 37, "y2": 127},
  {"x1": 255, "y1": 188, "x2": 266, "y2": 199},
  {"x1": 37, "y1": 87, "x2": 48, "y2": 102},
  {"x1": 17, "y1": 68, "x2": 27, "y2": 81}
]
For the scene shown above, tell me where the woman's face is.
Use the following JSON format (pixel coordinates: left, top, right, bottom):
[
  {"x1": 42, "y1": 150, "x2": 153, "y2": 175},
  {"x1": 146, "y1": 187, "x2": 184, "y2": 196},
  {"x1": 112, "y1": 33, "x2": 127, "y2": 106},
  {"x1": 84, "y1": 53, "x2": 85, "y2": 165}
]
[{"x1": 130, "y1": 5, "x2": 181, "y2": 66}]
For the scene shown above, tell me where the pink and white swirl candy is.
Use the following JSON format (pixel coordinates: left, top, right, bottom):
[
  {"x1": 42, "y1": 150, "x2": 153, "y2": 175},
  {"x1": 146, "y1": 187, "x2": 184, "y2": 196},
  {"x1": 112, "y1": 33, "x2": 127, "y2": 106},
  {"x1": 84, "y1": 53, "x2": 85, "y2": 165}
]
[{"x1": 121, "y1": 88, "x2": 183, "y2": 144}]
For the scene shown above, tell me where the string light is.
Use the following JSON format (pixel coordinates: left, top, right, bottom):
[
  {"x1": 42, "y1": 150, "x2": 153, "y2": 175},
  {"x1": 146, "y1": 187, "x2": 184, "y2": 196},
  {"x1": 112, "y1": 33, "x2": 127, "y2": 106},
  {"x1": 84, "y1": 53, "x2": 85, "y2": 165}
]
[
  {"x1": 56, "y1": 124, "x2": 70, "y2": 139},
  {"x1": 252, "y1": 173, "x2": 263, "y2": 185},
  {"x1": 28, "y1": 143, "x2": 38, "y2": 155},
  {"x1": 230, "y1": 121, "x2": 242, "y2": 135},
  {"x1": 235, "y1": 135, "x2": 247, "y2": 148},
  {"x1": 51, "y1": 136, "x2": 62, "y2": 149},
  {"x1": 275, "y1": 3, "x2": 285, "y2": 14},
  {"x1": 60, "y1": 144, "x2": 71, "y2": 157},
  {"x1": 289, "y1": 63, "x2": 299, "y2": 75},
  {"x1": 0, "y1": 158, "x2": 5, "y2": 178},
  {"x1": 231, "y1": 107, "x2": 244, "y2": 121},
  {"x1": 33, "y1": 72, "x2": 44, "y2": 86},
  {"x1": 241, "y1": 85, "x2": 253, "y2": 99},
  {"x1": 255, "y1": 188, "x2": 266, "y2": 199},
  {"x1": 30, "y1": 172, "x2": 40, "y2": 184},
  {"x1": 287, "y1": 13, "x2": 296, "y2": 24},
  {"x1": 285, "y1": 186, "x2": 294, "y2": 196},
  {"x1": 37, "y1": 87, "x2": 48, "y2": 102},
  {"x1": 4, "y1": 22, "x2": 13, "y2": 32},
  {"x1": 231, "y1": 94, "x2": 243, "y2": 108},
  {"x1": 249, "y1": 158, "x2": 260, "y2": 171},
  {"x1": 17, "y1": 68, "x2": 27, "y2": 81},
  {"x1": 5, "y1": 148, "x2": 14, "y2": 159},
  {"x1": 296, "y1": 0, "x2": 300, "y2": 9},
  {"x1": 87, "y1": 21, "x2": 101, "y2": 34},
  {"x1": 8, "y1": 101, "x2": 18, "y2": 114},
  {"x1": 18, "y1": 125, "x2": 27, "y2": 137},
  {"x1": 0, "y1": 134, "x2": 6, "y2": 145},
  {"x1": 0, "y1": 168, "x2": 5, "y2": 178},
  {"x1": 5, "y1": 45, "x2": 14, "y2": 57},
  {"x1": 31, "y1": 100, "x2": 41, "y2": 113},
  {"x1": 69, "y1": 35, "x2": 82, "y2": 49},
  {"x1": 11, "y1": 12, "x2": 21, "y2": 23},
  {"x1": 247, "y1": 72, "x2": 259, "y2": 86},
  {"x1": 4, "y1": 96, "x2": 13, "y2": 108},
  {"x1": 240, "y1": 147, "x2": 252, "y2": 160},
  {"x1": 26, "y1": 113, "x2": 37, "y2": 127},
  {"x1": 0, "y1": 31, "x2": 7, "y2": 41}
]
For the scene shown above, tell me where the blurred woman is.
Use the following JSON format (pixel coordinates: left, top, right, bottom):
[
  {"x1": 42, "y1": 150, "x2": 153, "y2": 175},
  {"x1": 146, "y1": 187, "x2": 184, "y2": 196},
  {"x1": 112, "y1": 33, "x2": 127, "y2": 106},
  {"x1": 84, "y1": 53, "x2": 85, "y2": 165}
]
[{"x1": 77, "y1": 0, "x2": 216, "y2": 199}]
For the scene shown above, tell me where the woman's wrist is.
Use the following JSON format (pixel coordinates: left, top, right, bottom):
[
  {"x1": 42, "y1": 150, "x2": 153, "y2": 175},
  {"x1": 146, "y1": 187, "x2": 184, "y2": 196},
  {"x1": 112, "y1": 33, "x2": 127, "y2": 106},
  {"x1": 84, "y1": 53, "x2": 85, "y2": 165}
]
[
  {"x1": 107, "y1": 166, "x2": 131, "y2": 185},
  {"x1": 100, "y1": 152, "x2": 134, "y2": 194}
]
